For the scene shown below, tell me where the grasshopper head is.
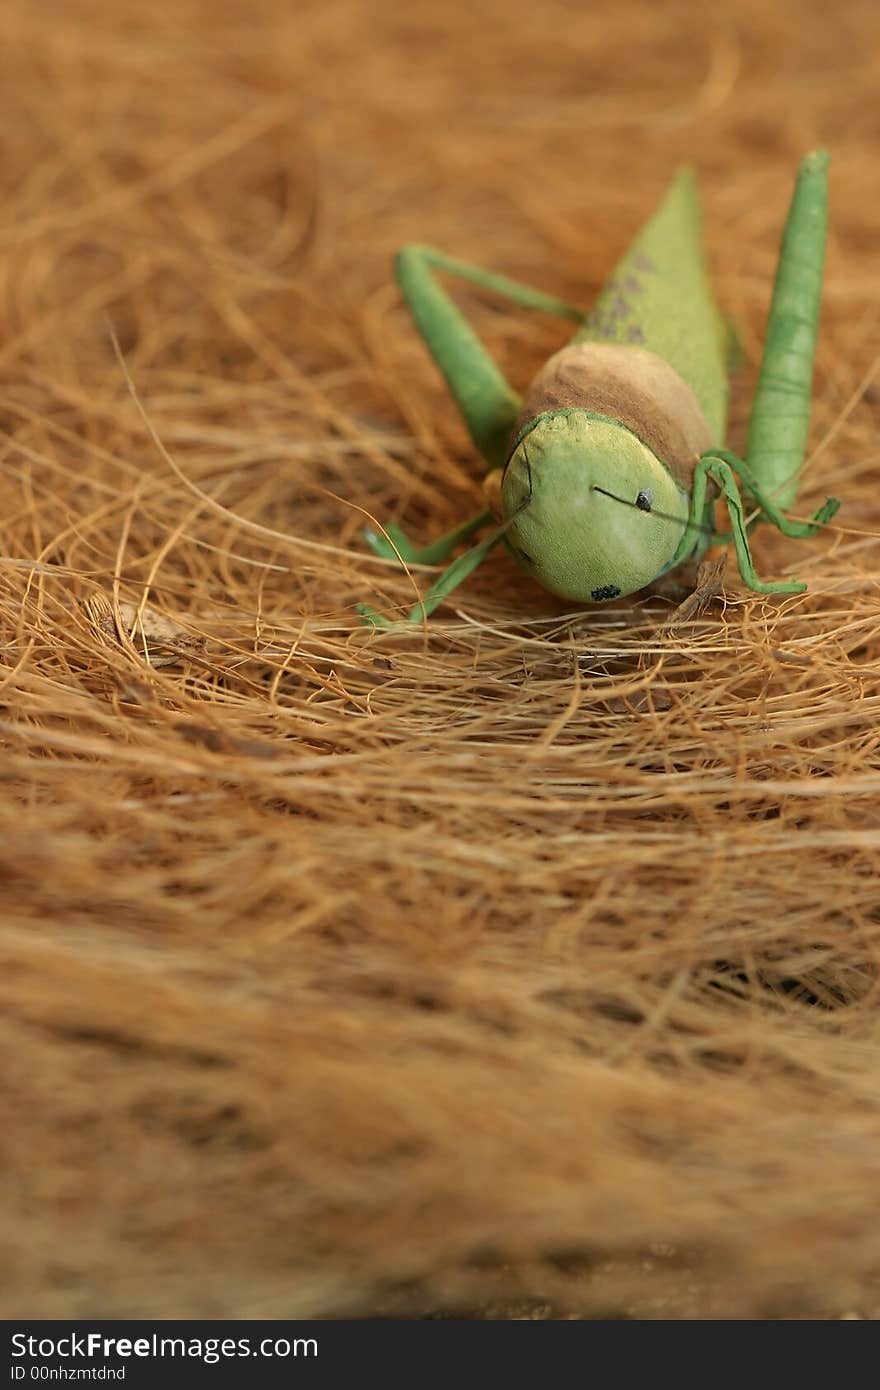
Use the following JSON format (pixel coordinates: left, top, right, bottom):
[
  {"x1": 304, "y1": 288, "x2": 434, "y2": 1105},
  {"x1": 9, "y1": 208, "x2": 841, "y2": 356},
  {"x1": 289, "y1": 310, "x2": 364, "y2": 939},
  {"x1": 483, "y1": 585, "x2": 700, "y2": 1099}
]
[{"x1": 501, "y1": 412, "x2": 690, "y2": 603}]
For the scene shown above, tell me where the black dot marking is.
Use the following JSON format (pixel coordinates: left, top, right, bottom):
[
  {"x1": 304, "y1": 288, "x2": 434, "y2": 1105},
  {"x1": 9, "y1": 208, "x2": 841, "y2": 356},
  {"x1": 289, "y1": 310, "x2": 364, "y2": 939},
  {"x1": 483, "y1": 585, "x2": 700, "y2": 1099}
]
[
  {"x1": 591, "y1": 585, "x2": 621, "y2": 602},
  {"x1": 635, "y1": 490, "x2": 653, "y2": 512}
]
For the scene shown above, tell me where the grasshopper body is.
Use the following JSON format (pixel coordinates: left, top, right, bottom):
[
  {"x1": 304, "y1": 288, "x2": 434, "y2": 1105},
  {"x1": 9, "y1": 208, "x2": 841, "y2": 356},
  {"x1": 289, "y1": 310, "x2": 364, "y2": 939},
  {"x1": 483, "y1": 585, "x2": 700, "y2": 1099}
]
[{"x1": 360, "y1": 153, "x2": 838, "y2": 626}]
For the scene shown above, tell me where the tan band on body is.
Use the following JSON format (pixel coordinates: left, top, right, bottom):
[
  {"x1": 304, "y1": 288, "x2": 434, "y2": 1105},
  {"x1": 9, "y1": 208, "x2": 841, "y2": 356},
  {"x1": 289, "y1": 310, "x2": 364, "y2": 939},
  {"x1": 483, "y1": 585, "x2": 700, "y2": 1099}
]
[{"x1": 512, "y1": 343, "x2": 714, "y2": 489}]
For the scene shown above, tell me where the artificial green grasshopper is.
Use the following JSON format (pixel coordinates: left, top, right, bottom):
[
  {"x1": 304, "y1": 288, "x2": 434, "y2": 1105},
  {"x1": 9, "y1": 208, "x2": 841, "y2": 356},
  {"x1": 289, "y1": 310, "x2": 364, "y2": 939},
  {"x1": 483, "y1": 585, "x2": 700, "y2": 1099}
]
[{"x1": 358, "y1": 151, "x2": 839, "y2": 627}]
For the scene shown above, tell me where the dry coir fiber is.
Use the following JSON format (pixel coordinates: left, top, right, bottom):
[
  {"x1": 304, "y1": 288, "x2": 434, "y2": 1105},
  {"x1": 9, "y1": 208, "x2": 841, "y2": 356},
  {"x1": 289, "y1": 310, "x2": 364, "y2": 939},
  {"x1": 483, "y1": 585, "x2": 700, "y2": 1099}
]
[{"x1": 2, "y1": 0, "x2": 880, "y2": 1320}]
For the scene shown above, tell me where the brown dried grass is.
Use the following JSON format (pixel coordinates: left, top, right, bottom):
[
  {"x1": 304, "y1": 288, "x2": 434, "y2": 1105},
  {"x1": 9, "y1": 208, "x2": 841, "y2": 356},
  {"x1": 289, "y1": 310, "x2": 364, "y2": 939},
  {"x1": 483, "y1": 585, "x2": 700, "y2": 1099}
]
[{"x1": 2, "y1": 0, "x2": 880, "y2": 1320}]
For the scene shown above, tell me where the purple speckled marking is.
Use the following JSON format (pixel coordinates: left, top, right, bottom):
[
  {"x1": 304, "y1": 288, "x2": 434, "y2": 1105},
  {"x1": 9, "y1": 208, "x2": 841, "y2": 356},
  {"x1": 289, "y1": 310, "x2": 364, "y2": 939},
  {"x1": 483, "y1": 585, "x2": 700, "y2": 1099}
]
[{"x1": 584, "y1": 262, "x2": 650, "y2": 342}]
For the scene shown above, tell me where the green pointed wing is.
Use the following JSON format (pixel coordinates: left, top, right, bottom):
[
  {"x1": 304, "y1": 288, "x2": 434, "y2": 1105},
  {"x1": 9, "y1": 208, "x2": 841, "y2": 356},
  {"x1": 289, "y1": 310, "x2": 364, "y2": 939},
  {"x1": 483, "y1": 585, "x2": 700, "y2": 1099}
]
[{"x1": 575, "y1": 170, "x2": 728, "y2": 443}]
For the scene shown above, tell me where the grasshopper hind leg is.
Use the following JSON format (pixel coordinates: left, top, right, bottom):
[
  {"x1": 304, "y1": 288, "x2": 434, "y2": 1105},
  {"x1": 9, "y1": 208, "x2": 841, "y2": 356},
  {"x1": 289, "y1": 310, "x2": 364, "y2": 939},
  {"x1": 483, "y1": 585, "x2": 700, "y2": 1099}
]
[
  {"x1": 744, "y1": 150, "x2": 830, "y2": 511},
  {"x1": 359, "y1": 244, "x2": 583, "y2": 625}
]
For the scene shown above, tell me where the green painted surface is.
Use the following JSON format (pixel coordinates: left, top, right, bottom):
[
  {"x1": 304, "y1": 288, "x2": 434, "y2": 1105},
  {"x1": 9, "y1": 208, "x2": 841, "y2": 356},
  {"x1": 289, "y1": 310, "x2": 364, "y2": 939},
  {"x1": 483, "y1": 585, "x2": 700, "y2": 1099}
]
[
  {"x1": 575, "y1": 170, "x2": 729, "y2": 443},
  {"x1": 502, "y1": 412, "x2": 690, "y2": 603},
  {"x1": 745, "y1": 150, "x2": 828, "y2": 508}
]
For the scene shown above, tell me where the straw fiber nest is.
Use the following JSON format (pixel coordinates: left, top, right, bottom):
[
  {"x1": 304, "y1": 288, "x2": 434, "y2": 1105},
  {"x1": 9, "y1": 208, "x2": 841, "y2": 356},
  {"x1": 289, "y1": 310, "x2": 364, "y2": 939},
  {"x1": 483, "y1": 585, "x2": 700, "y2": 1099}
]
[{"x1": 3, "y1": 0, "x2": 880, "y2": 1319}]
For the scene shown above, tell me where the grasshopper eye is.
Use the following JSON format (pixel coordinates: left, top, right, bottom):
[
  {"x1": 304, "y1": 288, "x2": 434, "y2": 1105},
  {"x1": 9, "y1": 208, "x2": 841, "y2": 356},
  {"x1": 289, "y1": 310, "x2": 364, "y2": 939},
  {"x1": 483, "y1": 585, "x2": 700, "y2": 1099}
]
[{"x1": 636, "y1": 489, "x2": 653, "y2": 512}]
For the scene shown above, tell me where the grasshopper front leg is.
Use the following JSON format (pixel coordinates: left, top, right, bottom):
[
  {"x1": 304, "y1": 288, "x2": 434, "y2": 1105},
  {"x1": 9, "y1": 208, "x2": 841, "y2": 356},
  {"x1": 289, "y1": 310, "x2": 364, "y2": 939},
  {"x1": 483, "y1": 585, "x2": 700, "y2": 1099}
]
[
  {"x1": 688, "y1": 454, "x2": 824, "y2": 595},
  {"x1": 363, "y1": 509, "x2": 494, "y2": 565},
  {"x1": 357, "y1": 515, "x2": 512, "y2": 628}
]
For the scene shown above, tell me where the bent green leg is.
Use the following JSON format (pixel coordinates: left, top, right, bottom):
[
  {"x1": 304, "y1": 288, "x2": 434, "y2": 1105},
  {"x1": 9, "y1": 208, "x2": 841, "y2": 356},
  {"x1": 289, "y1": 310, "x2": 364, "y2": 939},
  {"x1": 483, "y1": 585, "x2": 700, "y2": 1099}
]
[
  {"x1": 671, "y1": 449, "x2": 837, "y2": 596},
  {"x1": 689, "y1": 455, "x2": 805, "y2": 594},
  {"x1": 357, "y1": 520, "x2": 510, "y2": 628},
  {"x1": 396, "y1": 244, "x2": 584, "y2": 468},
  {"x1": 363, "y1": 507, "x2": 494, "y2": 564},
  {"x1": 745, "y1": 151, "x2": 829, "y2": 510},
  {"x1": 707, "y1": 449, "x2": 839, "y2": 536}
]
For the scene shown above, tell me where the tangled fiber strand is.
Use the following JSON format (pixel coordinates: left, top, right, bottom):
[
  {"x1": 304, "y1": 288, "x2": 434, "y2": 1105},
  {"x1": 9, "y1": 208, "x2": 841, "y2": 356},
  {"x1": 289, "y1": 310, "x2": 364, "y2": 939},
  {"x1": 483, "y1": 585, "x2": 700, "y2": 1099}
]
[{"x1": 2, "y1": 0, "x2": 880, "y2": 1318}]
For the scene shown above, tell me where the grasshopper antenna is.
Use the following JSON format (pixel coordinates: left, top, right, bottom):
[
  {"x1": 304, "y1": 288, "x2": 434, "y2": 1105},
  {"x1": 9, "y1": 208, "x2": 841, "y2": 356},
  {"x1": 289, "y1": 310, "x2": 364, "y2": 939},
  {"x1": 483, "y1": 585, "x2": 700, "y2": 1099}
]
[{"x1": 591, "y1": 485, "x2": 715, "y2": 536}]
